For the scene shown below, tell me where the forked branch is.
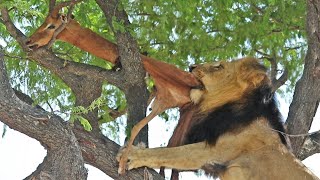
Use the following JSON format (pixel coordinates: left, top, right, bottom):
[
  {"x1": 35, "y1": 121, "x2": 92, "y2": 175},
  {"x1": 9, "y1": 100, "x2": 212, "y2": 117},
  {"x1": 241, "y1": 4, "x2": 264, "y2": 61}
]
[{"x1": 255, "y1": 49, "x2": 288, "y2": 92}]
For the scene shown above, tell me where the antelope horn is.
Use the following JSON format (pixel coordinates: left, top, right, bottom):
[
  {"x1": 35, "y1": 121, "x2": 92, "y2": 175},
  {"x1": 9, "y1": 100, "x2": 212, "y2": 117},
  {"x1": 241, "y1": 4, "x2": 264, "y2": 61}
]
[{"x1": 50, "y1": 0, "x2": 82, "y2": 18}]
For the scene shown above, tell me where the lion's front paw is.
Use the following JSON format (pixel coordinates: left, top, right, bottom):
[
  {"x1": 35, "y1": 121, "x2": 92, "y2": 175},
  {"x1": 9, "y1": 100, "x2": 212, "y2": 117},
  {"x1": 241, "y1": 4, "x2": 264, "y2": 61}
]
[
  {"x1": 116, "y1": 145, "x2": 128, "y2": 174},
  {"x1": 116, "y1": 145, "x2": 126, "y2": 162},
  {"x1": 117, "y1": 142, "x2": 147, "y2": 173}
]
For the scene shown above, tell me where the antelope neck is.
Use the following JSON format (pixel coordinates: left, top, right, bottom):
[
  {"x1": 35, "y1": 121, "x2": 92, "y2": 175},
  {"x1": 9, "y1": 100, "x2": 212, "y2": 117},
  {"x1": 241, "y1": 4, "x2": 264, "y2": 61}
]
[{"x1": 57, "y1": 20, "x2": 119, "y2": 64}]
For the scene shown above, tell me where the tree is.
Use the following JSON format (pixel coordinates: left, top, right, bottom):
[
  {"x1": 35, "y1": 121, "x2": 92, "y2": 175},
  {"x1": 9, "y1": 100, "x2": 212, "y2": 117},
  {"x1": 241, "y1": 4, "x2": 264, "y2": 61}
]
[{"x1": 0, "y1": 0, "x2": 319, "y2": 179}]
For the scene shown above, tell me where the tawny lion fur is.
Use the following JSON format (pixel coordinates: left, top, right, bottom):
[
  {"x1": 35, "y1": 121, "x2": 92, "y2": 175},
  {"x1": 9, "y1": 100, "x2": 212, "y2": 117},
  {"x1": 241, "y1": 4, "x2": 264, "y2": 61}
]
[{"x1": 119, "y1": 57, "x2": 319, "y2": 180}]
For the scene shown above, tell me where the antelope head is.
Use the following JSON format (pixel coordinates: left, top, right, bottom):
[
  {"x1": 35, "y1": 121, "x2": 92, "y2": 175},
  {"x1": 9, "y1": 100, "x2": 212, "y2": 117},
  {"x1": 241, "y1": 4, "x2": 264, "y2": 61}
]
[{"x1": 25, "y1": 2, "x2": 73, "y2": 50}]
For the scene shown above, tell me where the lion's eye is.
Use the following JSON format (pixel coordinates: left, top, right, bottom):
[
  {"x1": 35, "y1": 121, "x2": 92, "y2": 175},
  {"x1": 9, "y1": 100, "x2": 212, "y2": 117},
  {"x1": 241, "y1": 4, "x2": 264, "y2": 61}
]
[
  {"x1": 47, "y1": 24, "x2": 56, "y2": 29},
  {"x1": 210, "y1": 63, "x2": 223, "y2": 71},
  {"x1": 216, "y1": 64, "x2": 223, "y2": 70}
]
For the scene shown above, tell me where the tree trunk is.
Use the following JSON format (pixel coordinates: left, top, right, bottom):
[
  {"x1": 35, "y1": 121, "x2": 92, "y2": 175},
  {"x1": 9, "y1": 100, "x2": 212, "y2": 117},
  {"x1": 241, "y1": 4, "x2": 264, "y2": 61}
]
[{"x1": 285, "y1": 0, "x2": 320, "y2": 155}]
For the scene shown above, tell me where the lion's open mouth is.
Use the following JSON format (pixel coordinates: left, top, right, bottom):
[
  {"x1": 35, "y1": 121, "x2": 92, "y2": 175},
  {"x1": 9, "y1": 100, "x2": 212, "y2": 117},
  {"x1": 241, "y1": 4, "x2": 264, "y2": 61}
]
[
  {"x1": 190, "y1": 74, "x2": 205, "y2": 90},
  {"x1": 189, "y1": 65, "x2": 205, "y2": 90}
]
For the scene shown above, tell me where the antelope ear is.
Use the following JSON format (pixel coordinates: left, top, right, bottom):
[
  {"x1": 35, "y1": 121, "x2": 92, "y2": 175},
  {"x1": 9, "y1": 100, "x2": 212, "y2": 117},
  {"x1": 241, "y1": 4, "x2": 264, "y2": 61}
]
[
  {"x1": 60, "y1": 15, "x2": 67, "y2": 23},
  {"x1": 59, "y1": 14, "x2": 74, "y2": 22}
]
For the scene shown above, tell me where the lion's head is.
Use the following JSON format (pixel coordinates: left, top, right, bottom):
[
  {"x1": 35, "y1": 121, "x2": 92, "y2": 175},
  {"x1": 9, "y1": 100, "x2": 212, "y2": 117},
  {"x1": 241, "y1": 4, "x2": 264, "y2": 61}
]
[
  {"x1": 190, "y1": 57, "x2": 271, "y2": 114},
  {"x1": 186, "y1": 57, "x2": 285, "y2": 146}
]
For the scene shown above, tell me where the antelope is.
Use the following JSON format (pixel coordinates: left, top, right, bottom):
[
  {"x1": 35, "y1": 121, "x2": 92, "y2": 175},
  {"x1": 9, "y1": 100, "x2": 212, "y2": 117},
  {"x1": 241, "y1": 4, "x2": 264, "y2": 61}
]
[{"x1": 26, "y1": 2, "x2": 200, "y2": 175}]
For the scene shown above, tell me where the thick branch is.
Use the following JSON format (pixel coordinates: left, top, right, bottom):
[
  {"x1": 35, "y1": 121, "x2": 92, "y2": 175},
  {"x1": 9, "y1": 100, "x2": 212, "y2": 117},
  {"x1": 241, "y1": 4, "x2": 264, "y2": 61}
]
[
  {"x1": 297, "y1": 130, "x2": 320, "y2": 160},
  {"x1": 0, "y1": 48, "x2": 87, "y2": 180},
  {"x1": 285, "y1": 0, "x2": 320, "y2": 154},
  {"x1": 95, "y1": 0, "x2": 149, "y2": 144},
  {"x1": 12, "y1": 87, "x2": 164, "y2": 179},
  {"x1": 24, "y1": 135, "x2": 88, "y2": 180}
]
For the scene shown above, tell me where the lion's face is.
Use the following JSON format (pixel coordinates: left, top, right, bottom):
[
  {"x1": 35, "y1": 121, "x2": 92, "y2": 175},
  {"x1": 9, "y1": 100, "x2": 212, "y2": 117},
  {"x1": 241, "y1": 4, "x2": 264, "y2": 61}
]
[
  {"x1": 190, "y1": 57, "x2": 270, "y2": 113},
  {"x1": 191, "y1": 61, "x2": 236, "y2": 92}
]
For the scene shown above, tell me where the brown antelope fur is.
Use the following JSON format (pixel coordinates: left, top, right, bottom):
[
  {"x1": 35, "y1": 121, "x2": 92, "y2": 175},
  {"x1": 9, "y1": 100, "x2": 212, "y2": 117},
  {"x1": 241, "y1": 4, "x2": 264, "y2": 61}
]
[{"x1": 118, "y1": 57, "x2": 319, "y2": 180}]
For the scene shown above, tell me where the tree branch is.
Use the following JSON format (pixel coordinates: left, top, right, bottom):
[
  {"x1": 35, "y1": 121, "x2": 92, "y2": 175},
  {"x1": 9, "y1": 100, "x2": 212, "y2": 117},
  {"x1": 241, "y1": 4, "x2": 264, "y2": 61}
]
[
  {"x1": 12, "y1": 86, "x2": 164, "y2": 179},
  {"x1": 49, "y1": 0, "x2": 56, "y2": 13},
  {"x1": 254, "y1": 49, "x2": 289, "y2": 92},
  {"x1": 0, "y1": 47, "x2": 87, "y2": 180},
  {"x1": 95, "y1": 0, "x2": 150, "y2": 144},
  {"x1": 297, "y1": 130, "x2": 320, "y2": 160},
  {"x1": 272, "y1": 68, "x2": 289, "y2": 92}
]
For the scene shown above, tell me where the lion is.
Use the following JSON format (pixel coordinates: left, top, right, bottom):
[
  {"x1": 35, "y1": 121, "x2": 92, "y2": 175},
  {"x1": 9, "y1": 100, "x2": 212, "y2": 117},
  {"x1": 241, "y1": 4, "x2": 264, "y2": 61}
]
[{"x1": 118, "y1": 57, "x2": 319, "y2": 180}]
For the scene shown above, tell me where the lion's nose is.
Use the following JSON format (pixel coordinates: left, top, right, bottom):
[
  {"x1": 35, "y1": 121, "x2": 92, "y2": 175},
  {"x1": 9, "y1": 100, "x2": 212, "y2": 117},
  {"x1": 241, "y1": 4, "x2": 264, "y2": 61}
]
[{"x1": 189, "y1": 64, "x2": 198, "y2": 72}]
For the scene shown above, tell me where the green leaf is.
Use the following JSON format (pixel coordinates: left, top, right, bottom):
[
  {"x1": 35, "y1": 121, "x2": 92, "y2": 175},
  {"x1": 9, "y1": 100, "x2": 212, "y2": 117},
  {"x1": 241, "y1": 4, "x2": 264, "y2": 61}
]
[
  {"x1": 79, "y1": 117, "x2": 92, "y2": 131},
  {"x1": 112, "y1": 16, "x2": 126, "y2": 33}
]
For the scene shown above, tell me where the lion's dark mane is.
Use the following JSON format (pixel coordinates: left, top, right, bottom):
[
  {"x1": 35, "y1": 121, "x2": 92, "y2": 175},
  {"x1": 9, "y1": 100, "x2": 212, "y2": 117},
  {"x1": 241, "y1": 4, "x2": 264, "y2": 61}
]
[{"x1": 185, "y1": 84, "x2": 287, "y2": 146}]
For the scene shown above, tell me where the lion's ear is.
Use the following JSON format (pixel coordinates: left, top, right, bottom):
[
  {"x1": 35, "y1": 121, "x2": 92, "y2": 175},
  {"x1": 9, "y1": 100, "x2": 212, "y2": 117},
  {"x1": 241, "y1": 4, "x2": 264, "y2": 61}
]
[
  {"x1": 248, "y1": 73, "x2": 268, "y2": 87},
  {"x1": 239, "y1": 58, "x2": 270, "y2": 88}
]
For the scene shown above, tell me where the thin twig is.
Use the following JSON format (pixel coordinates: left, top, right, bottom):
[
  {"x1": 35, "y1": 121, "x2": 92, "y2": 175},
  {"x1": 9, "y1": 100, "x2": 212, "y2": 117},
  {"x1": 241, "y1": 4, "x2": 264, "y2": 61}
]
[
  {"x1": 3, "y1": 53, "x2": 28, "y2": 61},
  {"x1": 49, "y1": 0, "x2": 57, "y2": 13},
  {"x1": 285, "y1": 45, "x2": 304, "y2": 51},
  {"x1": 254, "y1": 49, "x2": 272, "y2": 59},
  {"x1": 271, "y1": 128, "x2": 320, "y2": 138},
  {"x1": 46, "y1": 100, "x2": 55, "y2": 113}
]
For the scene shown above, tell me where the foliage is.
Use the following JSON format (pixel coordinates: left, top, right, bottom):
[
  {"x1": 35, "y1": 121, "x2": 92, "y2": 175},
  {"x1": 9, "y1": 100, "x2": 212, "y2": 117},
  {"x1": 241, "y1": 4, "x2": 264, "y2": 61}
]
[
  {"x1": 124, "y1": 0, "x2": 306, "y2": 91},
  {"x1": 0, "y1": 0, "x2": 307, "y2": 133}
]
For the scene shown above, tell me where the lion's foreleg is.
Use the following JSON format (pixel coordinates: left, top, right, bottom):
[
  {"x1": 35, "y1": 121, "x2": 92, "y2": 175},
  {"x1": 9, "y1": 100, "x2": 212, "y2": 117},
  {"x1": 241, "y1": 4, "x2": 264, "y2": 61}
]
[{"x1": 125, "y1": 141, "x2": 240, "y2": 171}]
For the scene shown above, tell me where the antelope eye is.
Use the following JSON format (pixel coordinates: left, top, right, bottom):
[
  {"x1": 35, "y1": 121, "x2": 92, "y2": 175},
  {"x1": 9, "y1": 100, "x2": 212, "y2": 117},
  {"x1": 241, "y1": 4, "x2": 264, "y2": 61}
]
[{"x1": 47, "y1": 24, "x2": 56, "y2": 29}]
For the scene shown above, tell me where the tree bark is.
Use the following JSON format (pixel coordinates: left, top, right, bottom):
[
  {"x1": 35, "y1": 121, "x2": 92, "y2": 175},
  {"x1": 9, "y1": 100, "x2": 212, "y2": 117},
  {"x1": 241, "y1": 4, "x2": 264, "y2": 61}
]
[
  {"x1": 0, "y1": 49, "x2": 88, "y2": 180},
  {"x1": 297, "y1": 130, "x2": 320, "y2": 160},
  {"x1": 285, "y1": 0, "x2": 320, "y2": 155},
  {"x1": 95, "y1": 0, "x2": 149, "y2": 145}
]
